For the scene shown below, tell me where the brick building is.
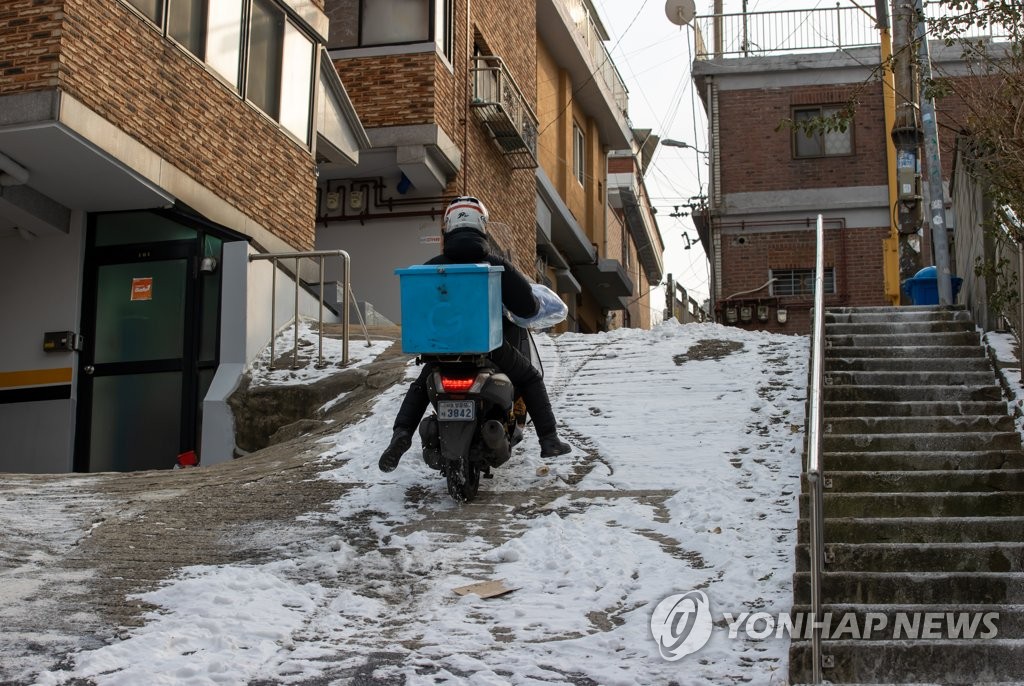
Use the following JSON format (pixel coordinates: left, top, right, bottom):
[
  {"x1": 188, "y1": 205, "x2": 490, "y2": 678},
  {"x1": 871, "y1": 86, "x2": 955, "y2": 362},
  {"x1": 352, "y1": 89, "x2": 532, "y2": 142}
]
[
  {"x1": 689, "y1": 7, "x2": 981, "y2": 334},
  {"x1": 319, "y1": 0, "x2": 664, "y2": 334},
  {"x1": 0, "y1": 0, "x2": 367, "y2": 472}
]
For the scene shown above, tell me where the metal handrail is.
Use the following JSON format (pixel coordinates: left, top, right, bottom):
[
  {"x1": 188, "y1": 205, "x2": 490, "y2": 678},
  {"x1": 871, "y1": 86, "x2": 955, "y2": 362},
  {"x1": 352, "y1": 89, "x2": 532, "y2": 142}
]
[
  {"x1": 806, "y1": 214, "x2": 827, "y2": 683},
  {"x1": 249, "y1": 249, "x2": 361, "y2": 369}
]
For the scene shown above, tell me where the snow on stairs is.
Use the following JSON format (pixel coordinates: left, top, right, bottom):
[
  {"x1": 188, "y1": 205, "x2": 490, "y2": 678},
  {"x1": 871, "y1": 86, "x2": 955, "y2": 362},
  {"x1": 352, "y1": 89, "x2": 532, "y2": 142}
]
[{"x1": 789, "y1": 305, "x2": 1024, "y2": 684}]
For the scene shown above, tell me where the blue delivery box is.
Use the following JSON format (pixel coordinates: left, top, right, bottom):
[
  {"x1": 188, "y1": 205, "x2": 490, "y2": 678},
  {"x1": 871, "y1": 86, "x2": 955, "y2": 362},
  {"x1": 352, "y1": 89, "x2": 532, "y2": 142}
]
[{"x1": 395, "y1": 263, "x2": 504, "y2": 354}]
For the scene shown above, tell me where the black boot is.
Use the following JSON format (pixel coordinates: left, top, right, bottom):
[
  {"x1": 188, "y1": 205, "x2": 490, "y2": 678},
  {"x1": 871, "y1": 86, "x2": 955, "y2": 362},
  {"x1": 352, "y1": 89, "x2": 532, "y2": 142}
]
[
  {"x1": 538, "y1": 432, "x2": 571, "y2": 457},
  {"x1": 379, "y1": 428, "x2": 413, "y2": 472}
]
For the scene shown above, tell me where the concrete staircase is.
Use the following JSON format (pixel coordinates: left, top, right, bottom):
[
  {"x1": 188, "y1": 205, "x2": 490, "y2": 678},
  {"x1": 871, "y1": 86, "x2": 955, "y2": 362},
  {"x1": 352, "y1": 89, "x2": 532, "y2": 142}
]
[{"x1": 789, "y1": 305, "x2": 1024, "y2": 684}]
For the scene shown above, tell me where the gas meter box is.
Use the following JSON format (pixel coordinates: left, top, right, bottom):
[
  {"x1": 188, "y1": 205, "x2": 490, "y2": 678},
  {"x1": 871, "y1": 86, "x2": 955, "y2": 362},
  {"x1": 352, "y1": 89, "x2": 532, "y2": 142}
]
[{"x1": 396, "y1": 264, "x2": 504, "y2": 354}]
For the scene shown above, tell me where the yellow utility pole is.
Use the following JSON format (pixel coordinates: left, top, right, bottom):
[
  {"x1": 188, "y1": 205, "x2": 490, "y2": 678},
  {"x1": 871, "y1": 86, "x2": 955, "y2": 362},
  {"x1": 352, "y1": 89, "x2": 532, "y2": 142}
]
[{"x1": 879, "y1": 2, "x2": 901, "y2": 305}]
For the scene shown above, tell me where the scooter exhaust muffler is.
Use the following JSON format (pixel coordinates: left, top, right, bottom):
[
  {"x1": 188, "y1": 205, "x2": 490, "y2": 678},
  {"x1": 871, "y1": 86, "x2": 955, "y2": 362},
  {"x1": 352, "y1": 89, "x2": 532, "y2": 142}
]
[{"x1": 480, "y1": 419, "x2": 510, "y2": 466}]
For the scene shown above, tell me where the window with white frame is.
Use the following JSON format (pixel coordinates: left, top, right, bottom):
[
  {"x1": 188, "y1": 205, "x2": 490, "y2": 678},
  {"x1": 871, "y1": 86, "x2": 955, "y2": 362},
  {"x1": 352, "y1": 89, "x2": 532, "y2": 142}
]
[
  {"x1": 793, "y1": 105, "x2": 853, "y2": 158},
  {"x1": 327, "y1": 0, "x2": 453, "y2": 60},
  {"x1": 770, "y1": 268, "x2": 836, "y2": 297},
  {"x1": 119, "y1": 0, "x2": 315, "y2": 146},
  {"x1": 573, "y1": 122, "x2": 585, "y2": 185}
]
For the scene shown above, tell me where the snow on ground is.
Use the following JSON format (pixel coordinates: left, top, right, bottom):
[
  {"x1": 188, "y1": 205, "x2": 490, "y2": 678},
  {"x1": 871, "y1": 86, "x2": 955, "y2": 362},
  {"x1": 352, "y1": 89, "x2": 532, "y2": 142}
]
[
  {"x1": 985, "y1": 330, "x2": 1024, "y2": 437},
  {"x1": 35, "y1": 321, "x2": 808, "y2": 685}
]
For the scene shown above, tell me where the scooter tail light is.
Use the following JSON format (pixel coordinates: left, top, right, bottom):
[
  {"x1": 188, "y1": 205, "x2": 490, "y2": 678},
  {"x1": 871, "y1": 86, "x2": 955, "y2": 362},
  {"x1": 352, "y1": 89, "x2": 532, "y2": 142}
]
[{"x1": 440, "y1": 376, "x2": 476, "y2": 393}]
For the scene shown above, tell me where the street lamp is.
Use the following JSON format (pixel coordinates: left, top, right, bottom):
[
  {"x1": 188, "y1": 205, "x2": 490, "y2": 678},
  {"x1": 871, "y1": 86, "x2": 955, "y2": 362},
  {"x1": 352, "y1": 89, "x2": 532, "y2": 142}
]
[{"x1": 661, "y1": 139, "x2": 709, "y2": 155}]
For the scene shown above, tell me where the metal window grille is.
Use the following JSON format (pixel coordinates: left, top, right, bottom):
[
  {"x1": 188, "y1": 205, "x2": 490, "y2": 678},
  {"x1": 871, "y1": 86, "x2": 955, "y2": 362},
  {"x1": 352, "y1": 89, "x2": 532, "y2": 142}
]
[{"x1": 771, "y1": 268, "x2": 835, "y2": 296}]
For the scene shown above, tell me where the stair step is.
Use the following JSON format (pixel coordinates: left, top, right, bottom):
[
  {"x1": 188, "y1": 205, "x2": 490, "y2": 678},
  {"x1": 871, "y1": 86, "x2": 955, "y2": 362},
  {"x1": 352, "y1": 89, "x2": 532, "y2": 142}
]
[
  {"x1": 800, "y1": 491, "x2": 1024, "y2": 517},
  {"x1": 826, "y1": 345, "x2": 986, "y2": 359},
  {"x1": 786, "y1": 604, "x2": 1024, "y2": 640},
  {"x1": 798, "y1": 517, "x2": 1024, "y2": 543},
  {"x1": 789, "y1": 638, "x2": 1024, "y2": 684},
  {"x1": 826, "y1": 321, "x2": 975, "y2": 335},
  {"x1": 824, "y1": 401, "x2": 1008, "y2": 417},
  {"x1": 796, "y1": 542, "x2": 1024, "y2": 572},
  {"x1": 823, "y1": 450, "x2": 1024, "y2": 471},
  {"x1": 823, "y1": 385, "x2": 1002, "y2": 402},
  {"x1": 826, "y1": 308, "x2": 973, "y2": 323},
  {"x1": 826, "y1": 415, "x2": 1014, "y2": 434},
  {"x1": 826, "y1": 370, "x2": 996, "y2": 386},
  {"x1": 827, "y1": 331, "x2": 981, "y2": 347},
  {"x1": 822, "y1": 431, "x2": 1021, "y2": 452},
  {"x1": 811, "y1": 469, "x2": 1024, "y2": 493},
  {"x1": 792, "y1": 571, "x2": 1024, "y2": 604},
  {"x1": 826, "y1": 305, "x2": 965, "y2": 314},
  {"x1": 826, "y1": 356, "x2": 993, "y2": 371}
]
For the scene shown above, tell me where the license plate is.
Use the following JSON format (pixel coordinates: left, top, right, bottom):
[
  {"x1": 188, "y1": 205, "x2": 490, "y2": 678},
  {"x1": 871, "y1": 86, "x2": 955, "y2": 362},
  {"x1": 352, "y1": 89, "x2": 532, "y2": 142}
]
[{"x1": 438, "y1": 400, "x2": 475, "y2": 421}]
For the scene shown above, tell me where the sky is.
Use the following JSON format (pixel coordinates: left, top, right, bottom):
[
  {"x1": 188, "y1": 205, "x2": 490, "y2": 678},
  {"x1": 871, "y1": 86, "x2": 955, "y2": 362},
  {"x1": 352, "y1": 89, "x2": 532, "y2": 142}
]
[{"x1": 12, "y1": 319, "x2": 811, "y2": 685}]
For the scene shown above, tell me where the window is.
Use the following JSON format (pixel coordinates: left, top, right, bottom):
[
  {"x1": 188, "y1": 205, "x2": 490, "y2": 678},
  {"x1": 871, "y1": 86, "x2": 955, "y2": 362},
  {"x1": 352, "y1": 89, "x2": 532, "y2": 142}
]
[
  {"x1": 168, "y1": 0, "x2": 206, "y2": 57},
  {"x1": 573, "y1": 122, "x2": 585, "y2": 185},
  {"x1": 279, "y1": 22, "x2": 314, "y2": 143},
  {"x1": 206, "y1": 0, "x2": 244, "y2": 87},
  {"x1": 362, "y1": 0, "x2": 429, "y2": 46},
  {"x1": 126, "y1": 0, "x2": 162, "y2": 24},
  {"x1": 770, "y1": 268, "x2": 836, "y2": 297},
  {"x1": 246, "y1": 0, "x2": 284, "y2": 119},
  {"x1": 793, "y1": 106, "x2": 852, "y2": 158},
  {"x1": 117, "y1": 0, "x2": 316, "y2": 146},
  {"x1": 436, "y1": 0, "x2": 453, "y2": 61},
  {"x1": 327, "y1": 0, "x2": 453, "y2": 56}
]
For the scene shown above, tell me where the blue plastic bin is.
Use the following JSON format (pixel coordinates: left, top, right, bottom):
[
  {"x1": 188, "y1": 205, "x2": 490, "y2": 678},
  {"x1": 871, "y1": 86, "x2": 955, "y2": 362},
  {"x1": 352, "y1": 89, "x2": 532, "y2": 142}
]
[
  {"x1": 901, "y1": 265, "x2": 963, "y2": 305},
  {"x1": 396, "y1": 264, "x2": 504, "y2": 354}
]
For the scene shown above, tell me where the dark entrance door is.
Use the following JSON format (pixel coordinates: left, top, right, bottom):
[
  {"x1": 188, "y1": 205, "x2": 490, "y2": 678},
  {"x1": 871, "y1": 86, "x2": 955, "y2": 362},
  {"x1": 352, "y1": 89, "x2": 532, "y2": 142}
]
[{"x1": 76, "y1": 211, "x2": 223, "y2": 472}]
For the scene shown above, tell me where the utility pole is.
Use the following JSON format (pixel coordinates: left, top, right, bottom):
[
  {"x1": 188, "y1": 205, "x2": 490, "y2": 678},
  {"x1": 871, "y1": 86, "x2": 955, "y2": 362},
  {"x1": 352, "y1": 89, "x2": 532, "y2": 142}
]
[
  {"x1": 913, "y1": 0, "x2": 954, "y2": 305},
  {"x1": 890, "y1": 0, "x2": 924, "y2": 295},
  {"x1": 877, "y1": 0, "x2": 901, "y2": 306}
]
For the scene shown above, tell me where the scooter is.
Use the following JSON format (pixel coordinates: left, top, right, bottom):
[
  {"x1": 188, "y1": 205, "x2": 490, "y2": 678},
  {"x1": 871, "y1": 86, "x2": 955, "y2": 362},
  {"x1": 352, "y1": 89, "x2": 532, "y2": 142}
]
[{"x1": 417, "y1": 353, "x2": 526, "y2": 503}]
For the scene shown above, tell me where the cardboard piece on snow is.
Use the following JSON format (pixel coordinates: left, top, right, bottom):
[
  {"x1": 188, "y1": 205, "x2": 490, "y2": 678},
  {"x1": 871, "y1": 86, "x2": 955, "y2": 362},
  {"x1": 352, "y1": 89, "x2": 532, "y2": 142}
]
[{"x1": 452, "y1": 579, "x2": 517, "y2": 598}]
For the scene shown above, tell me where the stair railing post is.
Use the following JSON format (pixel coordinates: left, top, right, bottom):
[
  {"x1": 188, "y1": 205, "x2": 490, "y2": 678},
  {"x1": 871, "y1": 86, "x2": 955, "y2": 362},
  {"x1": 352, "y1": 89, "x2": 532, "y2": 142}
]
[
  {"x1": 250, "y1": 250, "x2": 353, "y2": 369},
  {"x1": 807, "y1": 213, "x2": 828, "y2": 683},
  {"x1": 270, "y1": 257, "x2": 278, "y2": 369}
]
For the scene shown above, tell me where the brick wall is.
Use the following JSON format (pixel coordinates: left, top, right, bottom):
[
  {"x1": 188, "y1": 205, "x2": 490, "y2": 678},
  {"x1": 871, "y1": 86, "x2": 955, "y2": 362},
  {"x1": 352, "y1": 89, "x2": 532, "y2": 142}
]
[
  {"x1": 718, "y1": 84, "x2": 888, "y2": 195},
  {"x1": 717, "y1": 226, "x2": 890, "y2": 334},
  {"x1": 0, "y1": 1, "x2": 61, "y2": 94},
  {"x1": 53, "y1": 0, "x2": 317, "y2": 249},
  {"x1": 718, "y1": 78, "x2": 978, "y2": 195},
  {"x1": 333, "y1": 53, "x2": 437, "y2": 128}
]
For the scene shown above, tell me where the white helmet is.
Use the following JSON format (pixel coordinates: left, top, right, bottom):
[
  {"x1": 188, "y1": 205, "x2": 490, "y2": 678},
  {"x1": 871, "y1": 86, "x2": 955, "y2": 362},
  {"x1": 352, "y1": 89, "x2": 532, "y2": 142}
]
[{"x1": 443, "y1": 196, "x2": 488, "y2": 235}]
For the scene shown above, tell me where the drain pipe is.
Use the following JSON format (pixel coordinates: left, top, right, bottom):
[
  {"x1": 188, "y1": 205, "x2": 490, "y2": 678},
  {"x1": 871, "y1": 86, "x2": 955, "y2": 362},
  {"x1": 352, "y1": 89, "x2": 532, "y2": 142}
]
[{"x1": 0, "y1": 151, "x2": 29, "y2": 186}]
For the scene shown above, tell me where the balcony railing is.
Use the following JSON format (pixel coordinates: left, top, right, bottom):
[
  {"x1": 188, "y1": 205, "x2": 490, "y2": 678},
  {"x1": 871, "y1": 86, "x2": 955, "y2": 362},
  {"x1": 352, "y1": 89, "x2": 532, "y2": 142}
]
[
  {"x1": 560, "y1": 0, "x2": 629, "y2": 117},
  {"x1": 470, "y1": 55, "x2": 539, "y2": 169}
]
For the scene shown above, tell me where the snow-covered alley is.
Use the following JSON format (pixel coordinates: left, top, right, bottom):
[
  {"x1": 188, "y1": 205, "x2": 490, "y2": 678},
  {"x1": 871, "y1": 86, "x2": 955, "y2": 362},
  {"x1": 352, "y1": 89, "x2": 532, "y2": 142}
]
[{"x1": 4, "y1": 322, "x2": 809, "y2": 685}]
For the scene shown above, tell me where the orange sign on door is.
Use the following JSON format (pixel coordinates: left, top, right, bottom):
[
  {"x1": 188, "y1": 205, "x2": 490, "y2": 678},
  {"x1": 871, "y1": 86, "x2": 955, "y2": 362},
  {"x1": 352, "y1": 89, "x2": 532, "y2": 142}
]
[{"x1": 130, "y1": 277, "x2": 153, "y2": 301}]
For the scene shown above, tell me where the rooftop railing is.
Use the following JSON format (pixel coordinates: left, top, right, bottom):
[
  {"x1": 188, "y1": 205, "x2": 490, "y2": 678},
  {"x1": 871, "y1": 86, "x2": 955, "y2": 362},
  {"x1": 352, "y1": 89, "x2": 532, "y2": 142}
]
[{"x1": 694, "y1": 3, "x2": 1011, "y2": 59}]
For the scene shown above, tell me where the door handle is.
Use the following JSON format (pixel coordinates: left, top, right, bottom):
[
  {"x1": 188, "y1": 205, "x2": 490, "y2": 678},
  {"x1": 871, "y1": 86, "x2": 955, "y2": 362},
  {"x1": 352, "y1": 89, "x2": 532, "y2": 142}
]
[{"x1": 83, "y1": 365, "x2": 95, "y2": 375}]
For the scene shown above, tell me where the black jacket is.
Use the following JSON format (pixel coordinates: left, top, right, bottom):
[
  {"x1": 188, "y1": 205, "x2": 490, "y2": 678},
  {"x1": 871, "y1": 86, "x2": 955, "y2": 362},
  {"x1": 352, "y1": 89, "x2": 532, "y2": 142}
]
[{"x1": 426, "y1": 229, "x2": 538, "y2": 320}]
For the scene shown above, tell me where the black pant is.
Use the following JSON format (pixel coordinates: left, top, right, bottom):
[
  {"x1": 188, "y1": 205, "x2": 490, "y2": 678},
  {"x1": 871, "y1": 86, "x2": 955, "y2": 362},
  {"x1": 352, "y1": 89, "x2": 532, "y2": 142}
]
[{"x1": 393, "y1": 330, "x2": 558, "y2": 437}]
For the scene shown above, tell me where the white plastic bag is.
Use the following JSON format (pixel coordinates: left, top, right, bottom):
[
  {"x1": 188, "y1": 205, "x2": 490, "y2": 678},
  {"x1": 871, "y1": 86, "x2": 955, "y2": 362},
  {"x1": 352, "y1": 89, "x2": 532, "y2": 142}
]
[{"x1": 507, "y1": 284, "x2": 568, "y2": 330}]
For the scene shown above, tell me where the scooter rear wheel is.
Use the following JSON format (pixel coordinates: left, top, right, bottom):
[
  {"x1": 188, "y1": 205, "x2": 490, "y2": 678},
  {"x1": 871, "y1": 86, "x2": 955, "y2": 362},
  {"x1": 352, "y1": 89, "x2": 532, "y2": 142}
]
[{"x1": 446, "y1": 459, "x2": 480, "y2": 503}]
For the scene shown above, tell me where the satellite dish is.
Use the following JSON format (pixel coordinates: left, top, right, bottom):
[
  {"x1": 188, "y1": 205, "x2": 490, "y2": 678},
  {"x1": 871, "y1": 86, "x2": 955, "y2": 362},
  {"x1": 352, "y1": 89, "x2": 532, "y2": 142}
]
[{"x1": 665, "y1": 0, "x2": 696, "y2": 25}]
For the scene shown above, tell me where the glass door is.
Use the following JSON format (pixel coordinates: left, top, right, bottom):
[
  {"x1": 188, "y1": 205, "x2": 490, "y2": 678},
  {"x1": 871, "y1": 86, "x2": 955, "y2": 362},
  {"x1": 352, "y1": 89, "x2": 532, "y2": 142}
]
[{"x1": 76, "y1": 211, "x2": 220, "y2": 472}]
